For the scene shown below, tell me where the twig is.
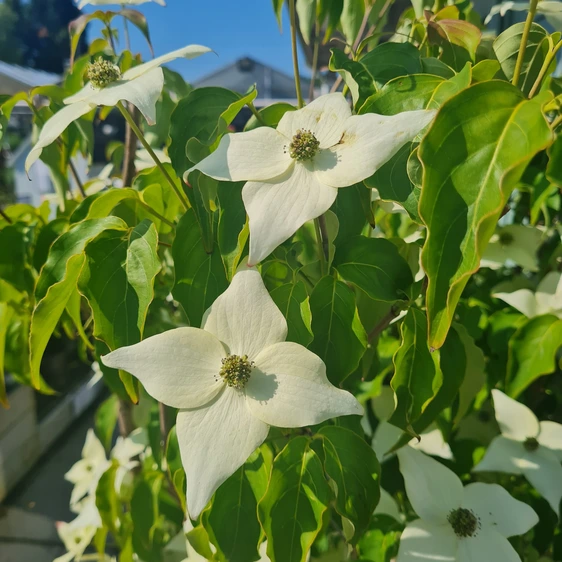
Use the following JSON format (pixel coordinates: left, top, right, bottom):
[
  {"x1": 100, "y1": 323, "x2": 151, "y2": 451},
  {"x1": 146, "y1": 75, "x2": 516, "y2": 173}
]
[
  {"x1": 0, "y1": 205, "x2": 12, "y2": 224},
  {"x1": 512, "y1": 0, "x2": 539, "y2": 87},
  {"x1": 368, "y1": 306, "x2": 400, "y2": 342},
  {"x1": 68, "y1": 158, "x2": 87, "y2": 198},
  {"x1": 289, "y1": 0, "x2": 305, "y2": 108},
  {"x1": 121, "y1": 103, "x2": 138, "y2": 187},
  {"x1": 308, "y1": 21, "x2": 321, "y2": 103},
  {"x1": 117, "y1": 397, "x2": 135, "y2": 437}
]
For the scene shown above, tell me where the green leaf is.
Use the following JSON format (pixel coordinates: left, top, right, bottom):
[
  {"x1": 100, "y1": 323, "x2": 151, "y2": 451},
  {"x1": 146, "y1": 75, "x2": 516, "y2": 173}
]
[
  {"x1": 131, "y1": 477, "x2": 164, "y2": 562},
  {"x1": 70, "y1": 188, "x2": 140, "y2": 223},
  {"x1": 79, "y1": 221, "x2": 160, "y2": 401},
  {"x1": 318, "y1": 426, "x2": 380, "y2": 542},
  {"x1": 341, "y1": 0, "x2": 365, "y2": 44},
  {"x1": 30, "y1": 217, "x2": 128, "y2": 389},
  {"x1": 0, "y1": 223, "x2": 34, "y2": 293},
  {"x1": 0, "y1": 302, "x2": 14, "y2": 407},
  {"x1": 203, "y1": 447, "x2": 272, "y2": 562},
  {"x1": 331, "y1": 184, "x2": 373, "y2": 244},
  {"x1": 309, "y1": 276, "x2": 367, "y2": 385},
  {"x1": 166, "y1": 426, "x2": 187, "y2": 512},
  {"x1": 297, "y1": 0, "x2": 316, "y2": 44},
  {"x1": 506, "y1": 315, "x2": 562, "y2": 397},
  {"x1": 546, "y1": 134, "x2": 562, "y2": 186},
  {"x1": 270, "y1": 281, "x2": 313, "y2": 346},
  {"x1": 427, "y1": 18, "x2": 481, "y2": 70},
  {"x1": 172, "y1": 209, "x2": 228, "y2": 327},
  {"x1": 95, "y1": 394, "x2": 119, "y2": 451},
  {"x1": 79, "y1": 220, "x2": 160, "y2": 349},
  {"x1": 272, "y1": 0, "x2": 284, "y2": 30},
  {"x1": 244, "y1": 102, "x2": 295, "y2": 131},
  {"x1": 217, "y1": 182, "x2": 249, "y2": 280},
  {"x1": 258, "y1": 437, "x2": 331, "y2": 562},
  {"x1": 410, "y1": 323, "x2": 467, "y2": 435},
  {"x1": 96, "y1": 462, "x2": 122, "y2": 538},
  {"x1": 494, "y1": 22, "x2": 551, "y2": 96},
  {"x1": 329, "y1": 48, "x2": 376, "y2": 109},
  {"x1": 360, "y1": 42, "x2": 422, "y2": 89},
  {"x1": 334, "y1": 236, "x2": 414, "y2": 303},
  {"x1": 419, "y1": 81, "x2": 553, "y2": 349},
  {"x1": 389, "y1": 308, "x2": 440, "y2": 435},
  {"x1": 453, "y1": 323, "x2": 486, "y2": 425}
]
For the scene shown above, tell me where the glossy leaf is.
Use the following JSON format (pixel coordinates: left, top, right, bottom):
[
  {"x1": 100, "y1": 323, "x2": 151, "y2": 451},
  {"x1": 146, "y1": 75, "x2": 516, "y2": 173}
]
[
  {"x1": 493, "y1": 22, "x2": 550, "y2": 96},
  {"x1": 203, "y1": 447, "x2": 273, "y2": 562},
  {"x1": 389, "y1": 308, "x2": 440, "y2": 435},
  {"x1": 329, "y1": 48, "x2": 376, "y2": 109},
  {"x1": 360, "y1": 42, "x2": 422, "y2": 89},
  {"x1": 506, "y1": 315, "x2": 562, "y2": 397},
  {"x1": 341, "y1": 0, "x2": 365, "y2": 44},
  {"x1": 258, "y1": 437, "x2": 331, "y2": 562},
  {"x1": 319, "y1": 426, "x2": 380, "y2": 542},
  {"x1": 309, "y1": 276, "x2": 367, "y2": 385},
  {"x1": 334, "y1": 236, "x2": 414, "y2": 303},
  {"x1": 420, "y1": 81, "x2": 553, "y2": 349},
  {"x1": 172, "y1": 209, "x2": 228, "y2": 327},
  {"x1": 30, "y1": 217, "x2": 128, "y2": 388},
  {"x1": 270, "y1": 281, "x2": 313, "y2": 346}
]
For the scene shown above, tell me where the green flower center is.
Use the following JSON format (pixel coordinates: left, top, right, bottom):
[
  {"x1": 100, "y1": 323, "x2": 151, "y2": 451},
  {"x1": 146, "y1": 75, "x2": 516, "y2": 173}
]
[
  {"x1": 448, "y1": 508, "x2": 480, "y2": 538},
  {"x1": 524, "y1": 437, "x2": 539, "y2": 452},
  {"x1": 288, "y1": 129, "x2": 320, "y2": 161},
  {"x1": 219, "y1": 354, "x2": 254, "y2": 389},
  {"x1": 87, "y1": 57, "x2": 121, "y2": 89},
  {"x1": 498, "y1": 231, "x2": 514, "y2": 246}
]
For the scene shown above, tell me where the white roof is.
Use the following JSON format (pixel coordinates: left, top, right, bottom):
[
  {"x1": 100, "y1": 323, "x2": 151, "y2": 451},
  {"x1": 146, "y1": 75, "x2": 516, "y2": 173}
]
[{"x1": 0, "y1": 60, "x2": 60, "y2": 89}]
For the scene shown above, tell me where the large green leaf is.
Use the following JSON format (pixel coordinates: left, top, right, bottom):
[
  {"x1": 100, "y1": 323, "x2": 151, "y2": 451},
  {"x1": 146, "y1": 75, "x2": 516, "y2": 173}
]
[
  {"x1": 78, "y1": 221, "x2": 160, "y2": 401},
  {"x1": 30, "y1": 217, "x2": 128, "y2": 388},
  {"x1": 309, "y1": 276, "x2": 367, "y2": 385},
  {"x1": 506, "y1": 315, "x2": 562, "y2": 397},
  {"x1": 79, "y1": 220, "x2": 160, "y2": 349},
  {"x1": 270, "y1": 281, "x2": 313, "y2": 346},
  {"x1": 493, "y1": 22, "x2": 551, "y2": 96},
  {"x1": 419, "y1": 81, "x2": 553, "y2": 349},
  {"x1": 172, "y1": 209, "x2": 228, "y2": 327},
  {"x1": 0, "y1": 223, "x2": 34, "y2": 293},
  {"x1": 334, "y1": 236, "x2": 413, "y2": 303},
  {"x1": 360, "y1": 42, "x2": 422, "y2": 89},
  {"x1": 341, "y1": 0, "x2": 365, "y2": 44},
  {"x1": 329, "y1": 48, "x2": 376, "y2": 109},
  {"x1": 258, "y1": 437, "x2": 331, "y2": 562},
  {"x1": 318, "y1": 426, "x2": 380, "y2": 542},
  {"x1": 0, "y1": 302, "x2": 13, "y2": 407},
  {"x1": 389, "y1": 308, "x2": 440, "y2": 434},
  {"x1": 203, "y1": 447, "x2": 272, "y2": 562}
]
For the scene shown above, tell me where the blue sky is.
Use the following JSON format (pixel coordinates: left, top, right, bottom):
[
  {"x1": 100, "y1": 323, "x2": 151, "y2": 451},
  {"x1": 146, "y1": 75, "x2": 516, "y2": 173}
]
[{"x1": 85, "y1": 0, "x2": 310, "y2": 83}]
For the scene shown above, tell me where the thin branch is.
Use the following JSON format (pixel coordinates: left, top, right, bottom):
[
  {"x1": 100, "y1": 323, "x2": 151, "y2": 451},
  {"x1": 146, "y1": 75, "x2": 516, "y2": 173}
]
[
  {"x1": 0, "y1": 205, "x2": 13, "y2": 224},
  {"x1": 512, "y1": 0, "x2": 539, "y2": 87},
  {"x1": 289, "y1": 0, "x2": 305, "y2": 108},
  {"x1": 368, "y1": 306, "x2": 400, "y2": 342}
]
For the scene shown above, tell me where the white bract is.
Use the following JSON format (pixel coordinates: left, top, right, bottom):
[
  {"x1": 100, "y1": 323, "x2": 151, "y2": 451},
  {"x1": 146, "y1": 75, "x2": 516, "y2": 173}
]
[
  {"x1": 65, "y1": 428, "x2": 111, "y2": 510},
  {"x1": 371, "y1": 386, "x2": 453, "y2": 461},
  {"x1": 54, "y1": 499, "x2": 102, "y2": 562},
  {"x1": 186, "y1": 93, "x2": 435, "y2": 264},
  {"x1": 78, "y1": 0, "x2": 165, "y2": 7},
  {"x1": 25, "y1": 44, "x2": 211, "y2": 172},
  {"x1": 480, "y1": 225, "x2": 543, "y2": 271},
  {"x1": 493, "y1": 271, "x2": 562, "y2": 319},
  {"x1": 397, "y1": 447, "x2": 538, "y2": 562},
  {"x1": 65, "y1": 428, "x2": 147, "y2": 511},
  {"x1": 102, "y1": 268, "x2": 362, "y2": 518},
  {"x1": 473, "y1": 390, "x2": 562, "y2": 517}
]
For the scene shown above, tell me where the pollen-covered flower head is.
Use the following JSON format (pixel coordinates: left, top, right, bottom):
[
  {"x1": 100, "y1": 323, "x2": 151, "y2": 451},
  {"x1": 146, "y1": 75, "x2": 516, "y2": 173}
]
[{"x1": 186, "y1": 93, "x2": 435, "y2": 265}]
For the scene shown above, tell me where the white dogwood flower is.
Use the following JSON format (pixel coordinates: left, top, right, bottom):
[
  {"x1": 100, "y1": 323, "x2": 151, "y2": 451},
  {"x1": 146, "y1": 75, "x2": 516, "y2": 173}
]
[
  {"x1": 78, "y1": 0, "x2": 165, "y2": 8},
  {"x1": 473, "y1": 390, "x2": 562, "y2": 516},
  {"x1": 186, "y1": 93, "x2": 435, "y2": 264},
  {"x1": 493, "y1": 272, "x2": 562, "y2": 319},
  {"x1": 65, "y1": 428, "x2": 147, "y2": 511},
  {"x1": 54, "y1": 499, "x2": 102, "y2": 562},
  {"x1": 25, "y1": 44, "x2": 210, "y2": 172},
  {"x1": 398, "y1": 447, "x2": 538, "y2": 562},
  {"x1": 480, "y1": 225, "x2": 543, "y2": 271},
  {"x1": 65, "y1": 429, "x2": 111, "y2": 510},
  {"x1": 371, "y1": 386, "x2": 453, "y2": 461},
  {"x1": 102, "y1": 268, "x2": 362, "y2": 518}
]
